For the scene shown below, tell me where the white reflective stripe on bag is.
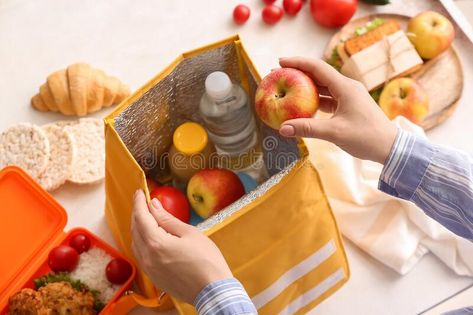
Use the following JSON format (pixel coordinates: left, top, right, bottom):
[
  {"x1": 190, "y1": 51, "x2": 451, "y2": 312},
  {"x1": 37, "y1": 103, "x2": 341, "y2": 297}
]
[
  {"x1": 252, "y1": 239, "x2": 339, "y2": 310},
  {"x1": 279, "y1": 268, "x2": 345, "y2": 315}
]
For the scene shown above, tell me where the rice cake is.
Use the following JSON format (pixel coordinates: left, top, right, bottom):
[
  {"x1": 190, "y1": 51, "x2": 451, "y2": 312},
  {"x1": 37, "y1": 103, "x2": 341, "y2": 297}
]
[
  {"x1": 0, "y1": 123, "x2": 50, "y2": 178},
  {"x1": 66, "y1": 118, "x2": 105, "y2": 184},
  {"x1": 37, "y1": 124, "x2": 76, "y2": 191},
  {"x1": 50, "y1": 120, "x2": 78, "y2": 128}
]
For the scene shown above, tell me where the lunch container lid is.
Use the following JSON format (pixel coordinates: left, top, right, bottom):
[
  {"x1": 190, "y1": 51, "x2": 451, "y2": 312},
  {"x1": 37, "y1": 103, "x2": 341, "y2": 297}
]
[{"x1": 0, "y1": 166, "x2": 67, "y2": 310}]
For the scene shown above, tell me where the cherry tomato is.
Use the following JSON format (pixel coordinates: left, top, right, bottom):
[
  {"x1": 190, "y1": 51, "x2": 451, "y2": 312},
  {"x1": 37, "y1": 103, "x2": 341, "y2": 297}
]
[
  {"x1": 310, "y1": 0, "x2": 357, "y2": 28},
  {"x1": 69, "y1": 233, "x2": 91, "y2": 254},
  {"x1": 233, "y1": 4, "x2": 251, "y2": 25},
  {"x1": 263, "y1": 0, "x2": 276, "y2": 4},
  {"x1": 106, "y1": 258, "x2": 133, "y2": 285},
  {"x1": 150, "y1": 186, "x2": 190, "y2": 223},
  {"x1": 262, "y1": 5, "x2": 284, "y2": 25},
  {"x1": 283, "y1": 0, "x2": 303, "y2": 16},
  {"x1": 48, "y1": 245, "x2": 79, "y2": 272}
]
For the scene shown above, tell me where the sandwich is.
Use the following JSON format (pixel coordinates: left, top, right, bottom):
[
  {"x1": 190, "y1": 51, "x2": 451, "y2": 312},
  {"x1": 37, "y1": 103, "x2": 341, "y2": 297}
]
[{"x1": 327, "y1": 18, "x2": 423, "y2": 93}]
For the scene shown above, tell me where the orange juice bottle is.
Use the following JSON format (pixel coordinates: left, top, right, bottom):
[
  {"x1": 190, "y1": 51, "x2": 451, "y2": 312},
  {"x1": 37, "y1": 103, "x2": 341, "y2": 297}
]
[{"x1": 169, "y1": 122, "x2": 215, "y2": 186}]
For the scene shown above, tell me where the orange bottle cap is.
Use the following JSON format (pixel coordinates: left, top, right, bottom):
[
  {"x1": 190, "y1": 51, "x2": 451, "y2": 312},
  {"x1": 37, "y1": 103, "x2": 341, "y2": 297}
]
[{"x1": 173, "y1": 122, "x2": 208, "y2": 155}]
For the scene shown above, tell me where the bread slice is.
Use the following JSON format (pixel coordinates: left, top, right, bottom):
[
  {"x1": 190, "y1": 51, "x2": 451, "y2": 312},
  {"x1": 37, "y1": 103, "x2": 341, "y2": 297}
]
[
  {"x1": 65, "y1": 118, "x2": 105, "y2": 184},
  {"x1": 37, "y1": 125, "x2": 76, "y2": 191},
  {"x1": 0, "y1": 123, "x2": 50, "y2": 179},
  {"x1": 336, "y1": 43, "x2": 350, "y2": 64},
  {"x1": 366, "y1": 64, "x2": 424, "y2": 92},
  {"x1": 345, "y1": 20, "x2": 401, "y2": 56},
  {"x1": 341, "y1": 30, "x2": 424, "y2": 91}
]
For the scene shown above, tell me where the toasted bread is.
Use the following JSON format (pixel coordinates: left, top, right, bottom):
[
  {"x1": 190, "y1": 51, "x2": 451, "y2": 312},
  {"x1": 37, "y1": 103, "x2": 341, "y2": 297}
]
[
  {"x1": 345, "y1": 20, "x2": 401, "y2": 56},
  {"x1": 337, "y1": 42, "x2": 350, "y2": 64}
]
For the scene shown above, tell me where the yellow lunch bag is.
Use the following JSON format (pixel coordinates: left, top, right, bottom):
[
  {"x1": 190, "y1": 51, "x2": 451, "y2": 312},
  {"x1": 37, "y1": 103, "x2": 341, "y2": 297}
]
[{"x1": 104, "y1": 35, "x2": 349, "y2": 315}]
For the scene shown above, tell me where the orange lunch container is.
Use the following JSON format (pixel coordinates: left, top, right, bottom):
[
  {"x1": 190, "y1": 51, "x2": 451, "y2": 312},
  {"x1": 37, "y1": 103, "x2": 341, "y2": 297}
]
[{"x1": 0, "y1": 166, "x2": 136, "y2": 314}]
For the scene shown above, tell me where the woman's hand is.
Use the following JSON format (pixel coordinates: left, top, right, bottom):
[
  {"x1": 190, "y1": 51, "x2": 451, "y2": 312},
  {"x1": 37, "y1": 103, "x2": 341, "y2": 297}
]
[
  {"x1": 278, "y1": 57, "x2": 398, "y2": 164},
  {"x1": 131, "y1": 190, "x2": 232, "y2": 304}
]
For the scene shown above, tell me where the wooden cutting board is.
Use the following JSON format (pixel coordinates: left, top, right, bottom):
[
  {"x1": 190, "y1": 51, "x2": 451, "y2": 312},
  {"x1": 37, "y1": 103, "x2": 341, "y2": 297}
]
[{"x1": 323, "y1": 14, "x2": 464, "y2": 130}]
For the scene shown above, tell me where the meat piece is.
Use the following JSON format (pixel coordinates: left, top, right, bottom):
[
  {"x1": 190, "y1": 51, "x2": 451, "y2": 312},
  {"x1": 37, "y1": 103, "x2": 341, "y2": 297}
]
[
  {"x1": 8, "y1": 288, "x2": 48, "y2": 315},
  {"x1": 38, "y1": 282, "x2": 95, "y2": 315},
  {"x1": 8, "y1": 282, "x2": 96, "y2": 315}
]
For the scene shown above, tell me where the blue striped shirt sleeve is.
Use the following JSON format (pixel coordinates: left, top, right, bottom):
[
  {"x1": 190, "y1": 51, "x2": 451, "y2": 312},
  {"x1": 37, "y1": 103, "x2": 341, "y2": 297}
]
[
  {"x1": 194, "y1": 278, "x2": 257, "y2": 315},
  {"x1": 379, "y1": 129, "x2": 473, "y2": 240},
  {"x1": 442, "y1": 306, "x2": 473, "y2": 315}
]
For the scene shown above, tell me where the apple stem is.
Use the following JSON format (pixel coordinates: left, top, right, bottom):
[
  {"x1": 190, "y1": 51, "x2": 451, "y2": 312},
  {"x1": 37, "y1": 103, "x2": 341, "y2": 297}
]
[
  {"x1": 399, "y1": 87, "x2": 406, "y2": 99},
  {"x1": 193, "y1": 194, "x2": 204, "y2": 203},
  {"x1": 276, "y1": 91, "x2": 286, "y2": 98}
]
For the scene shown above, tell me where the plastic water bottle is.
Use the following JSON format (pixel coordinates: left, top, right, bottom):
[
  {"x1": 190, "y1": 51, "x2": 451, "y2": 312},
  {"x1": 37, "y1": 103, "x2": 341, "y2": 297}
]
[{"x1": 199, "y1": 71, "x2": 258, "y2": 158}]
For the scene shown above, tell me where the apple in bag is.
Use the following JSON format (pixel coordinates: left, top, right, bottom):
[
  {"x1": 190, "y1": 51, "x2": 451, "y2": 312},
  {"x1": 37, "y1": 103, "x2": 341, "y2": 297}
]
[{"x1": 187, "y1": 169, "x2": 245, "y2": 219}]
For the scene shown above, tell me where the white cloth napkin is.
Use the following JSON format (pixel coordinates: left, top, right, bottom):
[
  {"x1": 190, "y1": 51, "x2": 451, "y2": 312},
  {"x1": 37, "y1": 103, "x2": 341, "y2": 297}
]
[{"x1": 305, "y1": 117, "x2": 473, "y2": 276}]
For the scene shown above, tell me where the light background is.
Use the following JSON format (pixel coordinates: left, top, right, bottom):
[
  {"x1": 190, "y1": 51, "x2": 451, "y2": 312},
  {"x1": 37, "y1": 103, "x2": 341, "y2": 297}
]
[{"x1": 1, "y1": 0, "x2": 473, "y2": 314}]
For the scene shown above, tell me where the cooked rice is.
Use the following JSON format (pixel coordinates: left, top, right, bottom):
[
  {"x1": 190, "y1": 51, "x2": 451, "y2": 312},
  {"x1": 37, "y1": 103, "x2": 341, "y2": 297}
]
[{"x1": 70, "y1": 247, "x2": 120, "y2": 303}]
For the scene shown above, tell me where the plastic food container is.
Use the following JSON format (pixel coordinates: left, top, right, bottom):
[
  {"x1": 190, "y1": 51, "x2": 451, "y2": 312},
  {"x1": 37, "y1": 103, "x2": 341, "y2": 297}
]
[{"x1": 0, "y1": 166, "x2": 136, "y2": 314}]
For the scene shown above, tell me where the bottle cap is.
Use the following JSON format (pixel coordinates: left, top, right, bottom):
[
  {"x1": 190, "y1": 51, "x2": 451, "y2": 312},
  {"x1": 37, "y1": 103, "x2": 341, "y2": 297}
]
[
  {"x1": 173, "y1": 122, "x2": 208, "y2": 155},
  {"x1": 205, "y1": 71, "x2": 232, "y2": 100}
]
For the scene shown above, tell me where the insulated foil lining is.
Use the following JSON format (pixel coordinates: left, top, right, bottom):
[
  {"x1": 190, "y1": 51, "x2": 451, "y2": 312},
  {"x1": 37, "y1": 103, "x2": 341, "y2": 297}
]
[{"x1": 114, "y1": 40, "x2": 301, "y2": 230}]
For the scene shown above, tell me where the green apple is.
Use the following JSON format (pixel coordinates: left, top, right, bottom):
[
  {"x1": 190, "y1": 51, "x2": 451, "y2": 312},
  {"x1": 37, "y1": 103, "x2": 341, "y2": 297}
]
[{"x1": 408, "y1": 11, "x2": 455, "y2": 59}]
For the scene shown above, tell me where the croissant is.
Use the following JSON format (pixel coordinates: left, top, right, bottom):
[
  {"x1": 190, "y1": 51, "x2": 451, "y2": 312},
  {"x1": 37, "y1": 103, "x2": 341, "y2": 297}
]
[{"x1": 31, "y1": 63, "x2": 130, "y2": 116}]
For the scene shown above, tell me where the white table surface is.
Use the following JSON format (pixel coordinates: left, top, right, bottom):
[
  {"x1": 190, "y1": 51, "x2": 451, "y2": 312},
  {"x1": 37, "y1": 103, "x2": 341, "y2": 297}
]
[{"x1": 1, "y1": 0, "x2": 473, "y2": 314}]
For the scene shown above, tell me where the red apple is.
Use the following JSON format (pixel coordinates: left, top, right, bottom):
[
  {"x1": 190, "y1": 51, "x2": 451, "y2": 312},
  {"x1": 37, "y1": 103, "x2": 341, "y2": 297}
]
[
  {"x1": 407, "y1": 11, "x2": 455, "y2": 59},
  {"x1": 187, "y1": 169, "x2": 245, "y2": 219},
  {"x1": 255, "y1": 68, "x2": 319, "y2": 130},
  {"x1": 379, "y1": 78, "x2": 429, "y2": 124}
]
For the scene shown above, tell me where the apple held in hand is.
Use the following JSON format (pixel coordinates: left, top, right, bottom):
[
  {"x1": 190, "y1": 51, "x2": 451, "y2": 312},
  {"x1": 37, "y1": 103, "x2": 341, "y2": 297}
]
[
  {"x1": 255, "y1": 68, "x2": 319, "y2": 130},
  {"x1": 379, "y1": 78, "x2": 429, "y2": 124},
  {"x1": 408, "y1": 11, "x2": 454, "y2": 59},
  {"x1": 187, "y1": 169, "x2": 245, "y2": 219}
]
